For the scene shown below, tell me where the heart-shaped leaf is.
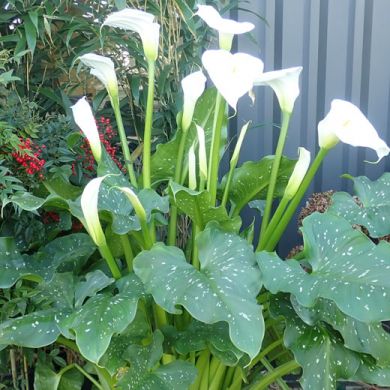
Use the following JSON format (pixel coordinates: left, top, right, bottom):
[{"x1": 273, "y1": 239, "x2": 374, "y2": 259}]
[
  {"x1": 57, "y1": 273, "x2": 144, "y2": 363},
  {"x1": 169, "y1": 182, "x2": 241, "y2": 232},
  {"x1": 116, "y1": 330, "x2": 197, "y2": 390},
  {"x1": 291, "y1": 296, "x2": 390, "y2": 366},
  {"x1": 220, "y1": 156, "x2": 296, "y2": 215},
  {"x1": 257, "y1": 212, "x2": 390, "y2": 322},
  {"x1": 0, "y1": 310, "x2": 60, "y2": 348},
  {"x1": 353, "y1": 355, "x2": 390, "y2": 386},
  {"x1": 134, "y1": 225, "x2": 263, "y2": 360},
  {"x1": 329, "y1": 173, "x2": 390, "y2": 238}
]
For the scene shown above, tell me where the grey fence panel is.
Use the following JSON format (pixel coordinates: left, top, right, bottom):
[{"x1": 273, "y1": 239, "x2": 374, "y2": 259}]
[{"x1": 233, "y1": 0, "x2": 390, "y2": 253}]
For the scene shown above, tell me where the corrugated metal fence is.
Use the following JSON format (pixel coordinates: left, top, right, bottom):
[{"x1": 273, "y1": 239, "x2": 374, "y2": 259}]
[{"x1": 232, "y1": 0, "x2": 390, "y2": 253}]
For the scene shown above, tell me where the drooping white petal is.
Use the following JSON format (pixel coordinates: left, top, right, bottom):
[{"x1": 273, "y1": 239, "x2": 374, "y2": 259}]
[
  {"x1": 78, "y1": 53, "x2": 118, "y2": 97},
  {"x1": 81, "y1": 177, "x2": 106, "y2": 247},
  {"x1": 118, "y1": 187, "x2": 147, "y2": 222},
  {"x1": 318, "y1": 99, "x2": 390, "y2": 161},
  {"x1": 202, "y1": 50, "x2": 264, "y2": 110},
  {"x1": 71, "y1": 97, "x2": 102, "y2": 163},
  {"x1": 196, "y1": 5, "x2": 254, "y2": 50},
  {"x1": 181, "y1": 71, "x2": 207, "y2": 131},
  {"x1": 103, "y1": 9, "x2": 160, "y2": 62},
  {"x1": 196, "y1": 125, "x2": 208, "y2": 181},
  {"x1": 284, "y1": 147, "x2": 311, "y2": 199},
  {"x1": 254, "y1": 67, "x2": 302, "y2": 114},
  {"x1": 188, "y1": 143, "x2": 197, "y2": 190}
]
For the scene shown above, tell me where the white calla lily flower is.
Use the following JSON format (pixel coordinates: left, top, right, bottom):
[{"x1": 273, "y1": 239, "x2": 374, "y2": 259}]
[
  {"x1": 202, "y1": 50, "x2": 264, "y2": 110},
  {"x1": 318, "y1": 99, "x2": 390, "y2": 162},
  {"x1": 71, "y1": 97, "x2": 102, "y2": 163},
  {"x1": 196, "y1": 5, "x2": 254, "y2": 50},
  {"x1": 181, "y1": 71, "x2": 207, "y2": 131},
  {"x1": 103, "y1": 9, "x2": 160, "y2": 62},
  {"x1": 284, "y1": 147, "x2": 311, "y2": 199},
  {"x1": 78, "y1": 53, "x2": 118, "y2": 99},
  {"x1": 196, "y1": 125, "x2": 208, "y2": 181},
  {"x1": 254, "y1": 67, "x2": 302, "y2": 114},
  {"x1": 81, "y1": 176, "x2": 107, "y2": 247},
  {"x1": 188, "y1": 143, "x2": 197, "y2": 190}
]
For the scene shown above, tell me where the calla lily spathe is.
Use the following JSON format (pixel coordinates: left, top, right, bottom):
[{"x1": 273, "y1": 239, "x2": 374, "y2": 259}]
[
  {"x1": 196, "y1": 125, "x2": 208, "y2": 181},
  {"x1": 78, "y1": 53, "x2": 118, "y2": 99},
  {"x1": 318, "y1": 99, "x2": 390, "y2": 162},
  {"x1": 196, "y1": 5, "x2": 254, "y2": 50},
  {"x1": 71, "y1": 97, "x2": 102, "y2": 163},
  {"x1": 284, "y1": 147, "x2": 311, "y2": 199},
  {"x1": 254, "y1": 67, "x2": 302, "y2": 114},
  {"x1": 81, "y1": 176, "x2": 107, "y2": 247},
  {"x1": 181, "y1": 71, "x2": 207, "y2": 131},
  {"x1": 103, "y1": 9, "x2": 160, "y2": 62},
  {"x1": 202, "y1": 49, "x2": 264, "y2": 110},
  {"x1": 188, "y1": 143, "x2": 197, "y2": 190}
]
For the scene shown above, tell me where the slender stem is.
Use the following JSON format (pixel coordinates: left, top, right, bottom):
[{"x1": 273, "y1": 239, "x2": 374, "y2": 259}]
[
  {"x1": 227, "y1": 367, "x2": 243, "y2": 390},
  {"x1": 264, "y1": 148, "x2": 329, "y2": 251},
  {"x1": 168, "y1": 127, "x2": 189, "y2": 246},
  {"x1": 249, "y1": 339, "x2": 283, "y2": 369},
  {"x1": 221, "y1": 164, "x2": 234, "y2": 208},
  {"x1": 209, "y1": 362, "x2": 227, "y2": 390},
  {"x1": 111, "y1": 97, "x2": 138, "y2": 188},
  {"x1": 257, "y1": 196, "x2": 289, "y2": 251},
  {"x1": 192, "y1": 224, "x2": 201, "y2": 270},
  {"x1": 59, "y1": 364, "x2": 104, "y2": 390},
  {"x1": 258, "y1": 112, "x2": 291, "y2": 247},
  {"x1": 207, "y1": 93, "x2": 226, "y2": 205},
  {"x1": 142, "y1": 60, "x2": 156, "y2": 189},
  {"x1": 249, "y1": 360, "x2": 300, "y2": 390},
  {"x1": 190, "y1": 350, "x2": 210, "y2": 390},
  {"x1": 259, "y1": 358, "x2": 290, "y2": 390},
  {"x1": 222, "y1": 366, "x2": 236, "y2": 389},
  {"x1": 99, "y1": 243, "x2": 121, "y2": 279},
  {"x1": 120, "y1": 234, "x2": 134, "y2": 271}
]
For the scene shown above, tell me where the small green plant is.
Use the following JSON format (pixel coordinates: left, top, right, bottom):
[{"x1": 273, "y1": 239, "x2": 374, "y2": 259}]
[{"x1": 2, "y1": 4, "x2": 390, "y2": 390}]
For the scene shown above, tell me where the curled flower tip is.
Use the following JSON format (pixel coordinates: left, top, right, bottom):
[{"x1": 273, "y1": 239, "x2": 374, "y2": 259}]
[
  {"x1": 254, "y1": 66, "x2": 302, "y2": 114},
  {"x1": 78, "y1": 53, "x2": 118, "y2": 98},
  {"x1": 202, "y1": 49, "x2": 264, "y2": 110},
  {"x1": 181, "y1": 71, "x2": 207, "y2": 131},
  {"x1": 318, "y1": 99, "x2": 390, "y2": 162},
  {"x1": 102, "y1": 8, "x2": 160, "y2": 62},
  {"x1": 71, "y1": 97, "x2": 102, "y2": 163},
  {"x1": 196, "y1": 5, "x2": 254, "y2": 50}
]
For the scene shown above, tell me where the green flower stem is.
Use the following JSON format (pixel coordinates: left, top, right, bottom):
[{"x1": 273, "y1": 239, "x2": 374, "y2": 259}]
[
  {"x1": 249, "y1": 339, "x2": 283, "y2": 369},
  {"x1": 192, "y1": 224, "x2": 201, "y2": 270},
  {"x1": 99, "y1": 243, "x2": 121, "y2": 279},
  {"x1": 59, "y1": 364, "x2": 104, "y2": 390},
  {"x1": 168, "y1": 127, "x2": 189, "y2": 246},
  {"x1": 190, "y1": 350, "x2": 210, "y2": 390},
  {"x1": 264, "y1": 147, "x2": 329, "y2": 251},
  {"x1": 222, "y1": 366, "x2": 236, "y2": 389},
  {"x1": 111, "y1": 97, "x2": 138, "y2": 188},
  {"x1": 249, "y1": 360, "x2": 300, "y2": 390},
  {"x1": 221, "y1": 163, "x2": 234, "y2": 208},
  {"x1": 209, "y1": 359, "x2": 226, "y2": 390},
  {"x1": 256, "y1": 195, "x2": 289, "y2": 251},
  {"x1": 142, "y1": 60, "x2": 156, "y2": 189},
  {"x1": 120, "y1": 234, "x2": 134, "y2": 271},
  {"x1": 207, "y1": 93, "x2": 226, "y2": 205},
  {"x1": 258, "y1": 111, "x2": 291, "y2": 248},
  {"x1": 259, "y1": 358, "x2": 290, "y2": 390},
  {"x1": 227, "y1": 367, "x2": 243, "y2": 390}
]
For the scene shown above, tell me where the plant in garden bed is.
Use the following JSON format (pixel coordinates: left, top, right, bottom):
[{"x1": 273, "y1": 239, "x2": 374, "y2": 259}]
[{"x1": 2, "y1": 4, "x2": 390, "y2": 390}]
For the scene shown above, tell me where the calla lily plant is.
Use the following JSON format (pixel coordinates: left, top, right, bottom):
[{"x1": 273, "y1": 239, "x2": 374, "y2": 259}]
[{"x1": 4, "y1": 4, "x2": 390, "y2": 390}]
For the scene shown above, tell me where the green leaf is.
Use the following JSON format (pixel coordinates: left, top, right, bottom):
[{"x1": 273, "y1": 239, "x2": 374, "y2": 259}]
[
  {"x1": 23, "y1": 15, "x2": 37, "y2": 54},
  {"x1": 329, "y1": 173, "x2": 390, "y2": 238},
  {"x1": 169, "y1": 182, "x2": 241, "y2": 232},
  {"x1": 150, "y1": 88, "x2": 224, "y2": 186},
  {"x1": 291, "y1": 296, "x2": 390, "y2": 366},
  {"x1": 164, "y1": 320, "x2": 244, "y2": 366},
  {"x1": 353, "y1": 355, "x2": 390, "y2": 386},
  {"x1": 220, "y1": 156, "x2": 296, "y2": 215},
  {"x1": 44, "y1": 175, "x2": 82, "y2": 200},
  {"x1": 74, "y1": 270, "x2": 115, "y2": 308},
  {"x1": 0, "y1": 234, "x2": 95, "y2": 288},
  {"x1": 117, "y1": 330, "x2": 197, "y2": 390},
  {"x1": 257, "y1": 212, "x2": 390, "y2": 322},
  {"x1": 271, "y1": 294, "x2": 360, "y2": 390},
  {"x1": 0, "y1": 310, "x2": 59, "y2": 348},
  {"x1": 57, "y1": 273, "x2": 144, "y2": 363},
  {"x1": 173, "y1": 0, "x2": 197, "y2": 36},
  {"x1": 134, "y1": 226, "x2": 263, "y2": 360}
]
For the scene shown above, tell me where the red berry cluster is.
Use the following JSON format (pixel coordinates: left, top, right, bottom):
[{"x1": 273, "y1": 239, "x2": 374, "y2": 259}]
[
  {"x1": 42, "y1": 211, "x2": 60, "y2": 224},
  {"x1": 11, "y1": 138, "x2": 46, "y2": 180},
  {"x1": 72, "y1": 116, "x2": 124, "y2": 177}
]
